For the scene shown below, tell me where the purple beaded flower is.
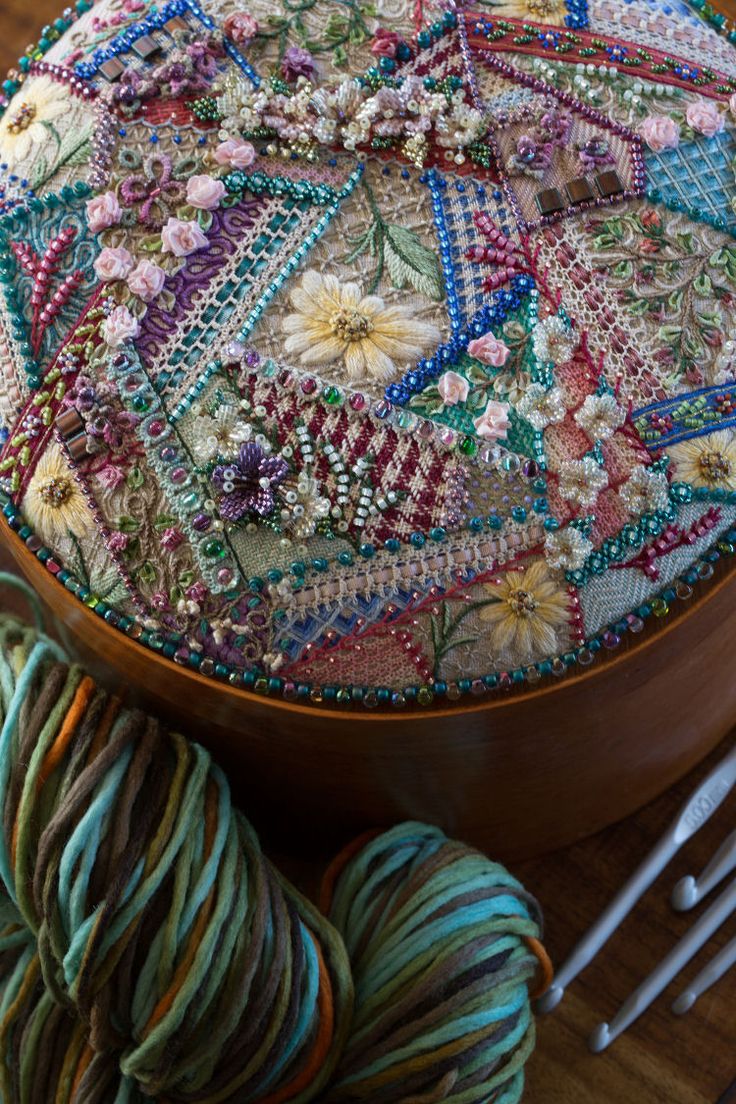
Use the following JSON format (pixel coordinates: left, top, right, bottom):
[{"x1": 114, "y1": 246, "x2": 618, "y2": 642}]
[
  {"x1": 577, "y1": 136, "x2": 615, "y2": 173},
  {"x1": 212, "y1": 442, "x2": 289, "y2": 521},
  {"x1": 281, "y1": 46, "x2": 316, "y2": 82},
  {"x1": 508, "y1": 135, "x2": 554, "y2": 179}
]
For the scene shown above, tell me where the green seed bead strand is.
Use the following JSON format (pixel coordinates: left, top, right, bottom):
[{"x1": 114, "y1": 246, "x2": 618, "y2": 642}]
[{"x1": 225, "y1": 170, "x2": 340, "y2": 207}]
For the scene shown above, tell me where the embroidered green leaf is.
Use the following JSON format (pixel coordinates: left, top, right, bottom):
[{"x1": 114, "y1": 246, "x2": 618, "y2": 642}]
[
  {"x1": 117, "y1": 515, "x2": 141, "y2": 533},
  {"x1": 65, "y1": 141, "x2": 92, "y2": 167},
  {"x1": 658, "y1": 324, "x2": 683, "y2": 344},
  {"x1": 137, "y1": 561, "x2": 158, "y2": 586},
  {"x1": 383, "y1": 224, "x2": 445, "y2": 302},
  {"x1": 693, "y1": 273, "x2": 713, "y2": 297},
  {"x1": 127, "y1": 467, "x2": 145, "y2": 490},
  {"x1": 592, "y1": 233, "x2": 619, "y2": 251},
  {"x1": 97, "y1": 576, "x2": 130, "y2": 603},
  {"x1": 683, "y1": 332, "x2": 704, "y2": 359},
  {"x1": 154, "y1": 513, "x2": 177, "y2": 529},
  {"x1": 39, "y1": 119, "x2": 63, "y2": 149},
  {"x1": 140, "y1": 234, "x2": 164, "y2": 254},
  {"x1": 613, "y1": 260, "x2": 633, "y2": 280}
]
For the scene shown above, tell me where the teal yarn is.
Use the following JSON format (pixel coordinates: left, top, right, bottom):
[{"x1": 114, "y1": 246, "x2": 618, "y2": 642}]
[{"x1": 0, "y1": 612, "x2": 546, "y2": 1104}]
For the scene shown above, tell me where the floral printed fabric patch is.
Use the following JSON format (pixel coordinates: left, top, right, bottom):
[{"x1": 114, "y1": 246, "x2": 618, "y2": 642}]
[{"x1": 1, "y1": 0, "x2": 736, "y2": 709}]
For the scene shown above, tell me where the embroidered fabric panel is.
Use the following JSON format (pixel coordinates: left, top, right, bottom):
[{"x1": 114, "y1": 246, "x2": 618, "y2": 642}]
[
  {"x1": 1, "y1": 0, "x2": 736, "y2": 708},
  {"x1": 646, "y1": 131, "x2": 736, "y2": 232}
]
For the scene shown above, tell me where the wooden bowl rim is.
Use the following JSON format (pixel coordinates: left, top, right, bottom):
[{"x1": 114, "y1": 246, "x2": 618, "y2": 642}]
[{"x1": 4, "y1": 523, "x2": 733, "y2": 723}]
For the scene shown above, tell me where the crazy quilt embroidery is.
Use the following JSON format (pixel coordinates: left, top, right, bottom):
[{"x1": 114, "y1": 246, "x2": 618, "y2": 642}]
[{"x1": 0, "y1": 0, "x2": 735, "y2": 708}]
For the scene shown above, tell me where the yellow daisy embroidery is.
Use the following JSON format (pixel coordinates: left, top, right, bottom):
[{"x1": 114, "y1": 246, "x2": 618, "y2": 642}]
[
  {"x1": 479, "y1": 560, "x2": 569, "y2": 665},
  {"x1": 667, "y1": 429, "x2": 736, "y2": 492},
  {"x1": 23, "y1": 443, "x2": 94, "y2": 545},
  {"x1": 0, "y1": 75, "x2": 71, "y2": 170},
  {"x1": 483, "y1": 0, "x2": 568, "y2": 24},
  {"x1": 283, "y1": 270, "x2": 440, "y2": 383}
]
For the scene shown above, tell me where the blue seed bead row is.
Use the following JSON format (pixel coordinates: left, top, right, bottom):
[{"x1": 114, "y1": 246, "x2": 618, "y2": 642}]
[
  {"x1": 74, "y1": 0, "x2": 189, "y2": 79},
  {"x1": 0, "y1": 181, "x2": 91, "y2": 388},
  {"x1": 74, "y1": 0, "x2": 259, "y2": 87},
  {"x1": 3, "y1": 489, "x2": 735, "y2": 707},
  {"x1": 108, "y1": 348, "x2": 240, "y2": 592},
  {"x1": 564, "y1": 0, "x2": 589, "y2": 30},
  {"x1": 425, "y1": 168, "x2": 462, "y2": 336},
  {"x1": 385, "y1": 274, "x2": 534, "y2": 407}
]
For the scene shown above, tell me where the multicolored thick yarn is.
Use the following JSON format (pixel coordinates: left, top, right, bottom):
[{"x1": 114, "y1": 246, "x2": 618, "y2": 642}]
[{"x1": 0, "y1": 609, "x2": 548, "y2": 1104}]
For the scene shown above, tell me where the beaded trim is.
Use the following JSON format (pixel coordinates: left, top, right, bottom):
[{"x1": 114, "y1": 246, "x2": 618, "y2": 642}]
[{"x1": 0, "y1": 1, "x2": 735, "y2": 709}]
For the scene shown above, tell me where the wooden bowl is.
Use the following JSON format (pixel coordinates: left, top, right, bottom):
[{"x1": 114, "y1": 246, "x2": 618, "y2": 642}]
[{"x1": 5, "y1": 523, "x2": 735, "y2": 862}]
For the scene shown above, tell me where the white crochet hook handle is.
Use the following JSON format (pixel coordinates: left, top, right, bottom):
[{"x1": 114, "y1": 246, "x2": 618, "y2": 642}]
[
  {"x1": 672, "y1": 826, "x2": 736, "y2": 911},
  {"x1": 672, "y1": 929, "x2": 736, "y2": 1015},
  {"x1": 537, "y1": 742, "x2": 736, "y2": 1015},
  {"x1": 590, "y1": 871, "x2": 736, "y2": 1051}
]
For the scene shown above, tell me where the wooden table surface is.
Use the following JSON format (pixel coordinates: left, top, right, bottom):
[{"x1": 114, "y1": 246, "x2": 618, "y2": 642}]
[{"x1": 2, "y1": 1, "x2": 736, "y2": 1100}]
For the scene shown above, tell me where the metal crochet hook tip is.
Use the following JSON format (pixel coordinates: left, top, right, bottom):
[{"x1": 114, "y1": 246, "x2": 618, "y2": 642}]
[
  {"x1": 536, "y1": 984, "x2": 563, "y2": 1014},
  {"x1": 671, "y1": 826, "x2": 736, "y2": 912},
  {"x1": 672, "y1": 876, "x2": 698, "y2": 912},
  {"x1": 588, "y1": 1023, "x2": 611, "y2": 1053},
  {"x1": 536, "y1": 742, "x2": 736, "y2": 1016},
  {"x1": 672, "y1": 990, "x2": 697, "y2": 1015},
  {"x1": 671, "y1": 929, "x2": 736, "y2": 1016},
  {"x1": 590, "y1": 872, "x2": 736, "y2": 1050}
]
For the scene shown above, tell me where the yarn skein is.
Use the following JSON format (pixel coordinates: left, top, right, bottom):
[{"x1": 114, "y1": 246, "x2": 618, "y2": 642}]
[{"x1": 0, "y1": 612, "x2": 549, "y2": 1104}]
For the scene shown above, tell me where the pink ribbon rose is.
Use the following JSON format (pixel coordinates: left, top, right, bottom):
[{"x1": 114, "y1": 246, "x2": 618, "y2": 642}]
[
  {"x1": 686, "y1": 98, "x2": 724, "y2": 138},
  {"x1": 437, "y1": 370, "x2": 470, "y2": 406},
  {"x1": 371, "y1": 28, "x2": 400, "y2": 57},
  {"x1": 127, "y1": 259, "x2": 166, "y2": 303},
  {"x1": 639, "y1": 114, "x2": 680, "y2": 152},
  {"x1": 214, "y1": 139, "x2": 256, "y2": 170},
  {"x1": 94, "y1": 246, "x2": 134, "y2": 283},
  {"x1": 186, "y1": 174, "x2": 227, "y2": 210},
  {"x1": 103, "y1": 305, "x2": 141, "y2": 348},
  {"x1": 86, "y1": 191, "x2": 121, "y2": 233},
  {"x1": 223, "y1": 11, "x2": 259, "y2": 44},
  {"x1": 467, "y1": 331, "x2": 511, "y2": 367},
  {"x1": 161, "y1": 217, "x2": 209, "y2": 257},
  {"x1": 473, "y1": 400, "x2": 510, "y2": 441}
]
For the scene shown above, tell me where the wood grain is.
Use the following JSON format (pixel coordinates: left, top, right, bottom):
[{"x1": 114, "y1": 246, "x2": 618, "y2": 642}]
[
  {"x1": 7, "y1": 519, "x2": 736, "y2": 862},
  {"x1": 2, "y1": 1, "x2": 736, "y2": 1100}
]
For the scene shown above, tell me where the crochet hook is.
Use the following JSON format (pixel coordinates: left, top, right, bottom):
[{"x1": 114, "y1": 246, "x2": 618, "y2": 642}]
[
  {"x1": 672, "y1": 825, "x2": 736, "y2": 911},
  {"x1": 537, "y1": 742, "x2": 736, "y2": 1015},
  {"x1": 589, "y1": 871, "x2": 736, "y2": 1051},
  {"x1": 671, "y1": 928, "x2": 736, "y2": 1014}
]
